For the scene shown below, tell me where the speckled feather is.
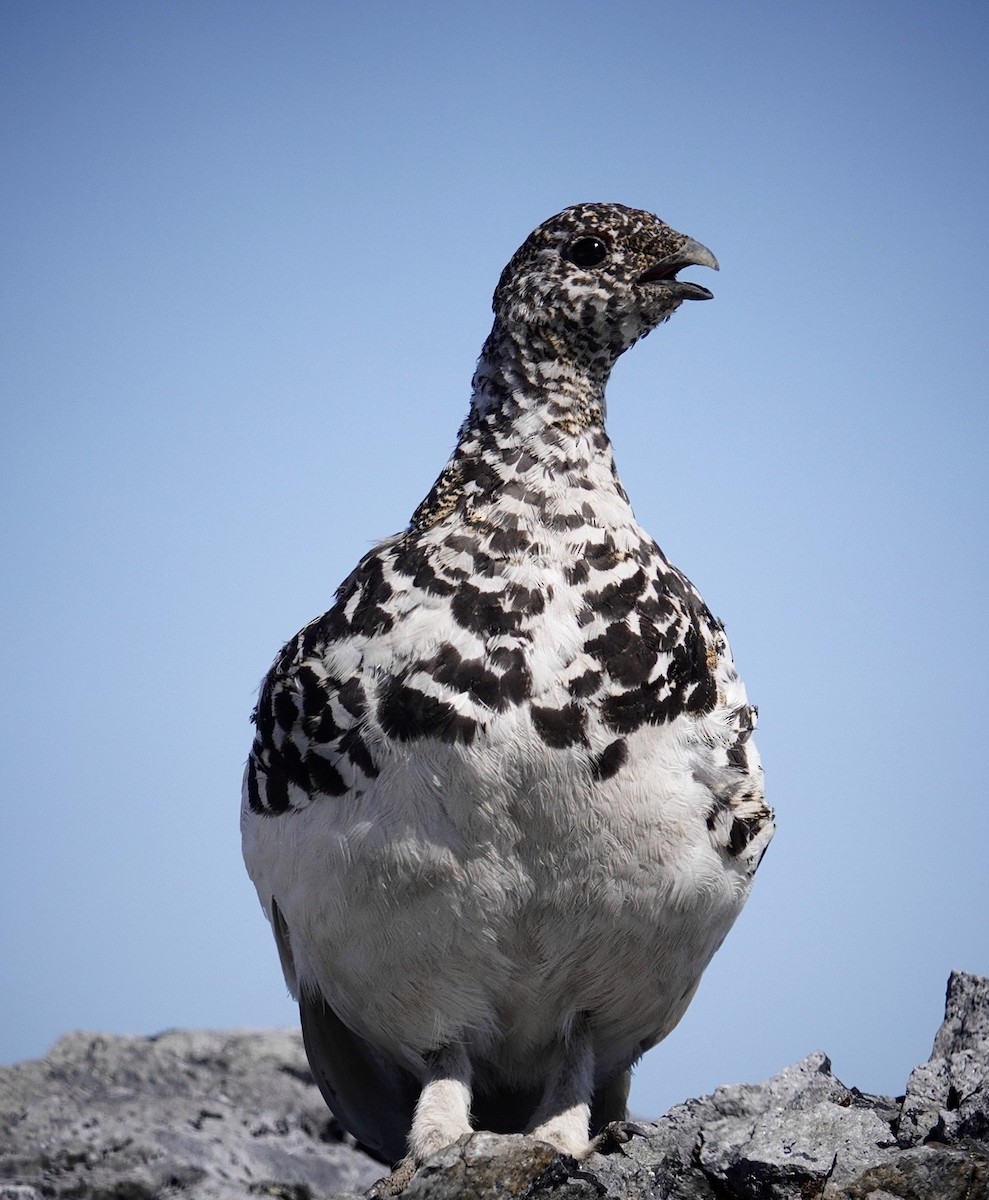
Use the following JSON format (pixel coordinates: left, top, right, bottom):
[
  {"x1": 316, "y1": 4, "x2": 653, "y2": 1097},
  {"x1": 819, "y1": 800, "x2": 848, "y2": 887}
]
[{"x1": 241, "y1": 203, "x2": 774, "y2": 1172}]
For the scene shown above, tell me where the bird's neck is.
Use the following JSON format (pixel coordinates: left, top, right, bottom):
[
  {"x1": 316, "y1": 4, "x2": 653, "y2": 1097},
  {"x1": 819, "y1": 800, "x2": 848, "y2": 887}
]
[
  {"x1": 468, "y1": 322, "x2": 612, "y2": 433},
  {"x1": 410, "y1": 322, "x2": 633, "y2": 532}
]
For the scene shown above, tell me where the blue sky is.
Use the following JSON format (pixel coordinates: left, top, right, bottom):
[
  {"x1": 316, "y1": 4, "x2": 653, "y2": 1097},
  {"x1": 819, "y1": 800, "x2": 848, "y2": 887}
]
[{"x1": 2, "y1": 1, "x2": 987, "y2": 1120}]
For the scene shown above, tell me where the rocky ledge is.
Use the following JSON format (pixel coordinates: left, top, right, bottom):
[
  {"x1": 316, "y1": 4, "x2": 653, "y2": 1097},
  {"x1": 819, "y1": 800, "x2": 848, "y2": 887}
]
[{"x1": 1, "y1": 971, "x2": 986, "y2": 1200}]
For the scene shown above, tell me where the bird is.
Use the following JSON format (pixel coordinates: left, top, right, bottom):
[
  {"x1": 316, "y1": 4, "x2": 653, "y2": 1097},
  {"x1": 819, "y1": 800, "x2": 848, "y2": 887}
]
[{"x1": 241, "y1": 202, "x2": 774, "y2": 1187}]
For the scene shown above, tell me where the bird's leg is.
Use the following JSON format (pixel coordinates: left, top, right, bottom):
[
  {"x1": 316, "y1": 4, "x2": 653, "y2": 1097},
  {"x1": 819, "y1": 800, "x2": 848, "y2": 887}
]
[
  {"x1": 408, "y1": 1041, "x2": 473, "y2": 1161},
  {"x1": 587, "y1": 1067, "x2": 651, "y2": 1150},
  {"x1": 526, "y1": 1024, "x2": 595, "y2": 1158},
  {"x1": 369, "y1": 1044, "x2": 474, "y2": 1197}
]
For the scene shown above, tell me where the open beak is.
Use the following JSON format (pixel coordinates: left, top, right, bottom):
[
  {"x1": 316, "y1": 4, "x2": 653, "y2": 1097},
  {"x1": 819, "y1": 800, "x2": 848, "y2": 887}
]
[{"x1": 637, "y1": 236, "x2": 719, "y2": 301}]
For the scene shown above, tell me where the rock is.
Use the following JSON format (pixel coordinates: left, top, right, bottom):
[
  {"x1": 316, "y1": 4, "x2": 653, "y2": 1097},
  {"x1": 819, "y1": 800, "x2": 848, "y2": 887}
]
[
  {"x1": 693, "y1": 1053, "x2": 903, "y2": 1196},
  {"x1": 399, "y1": 1134, "x2": 595, "y2": 1199},
  {"x1": 838, "y1": 1144, "x2": 989, "y2": 1200},
  {"x1": 898, "y1": 969, "x2": 989, "y2": 1148},
  {"x1": 0, "y1": 1028, "x2": 386, "y2": 1199},
  {"x1": 1, "y1": 972, "x2": 987, "y2": 1199}
]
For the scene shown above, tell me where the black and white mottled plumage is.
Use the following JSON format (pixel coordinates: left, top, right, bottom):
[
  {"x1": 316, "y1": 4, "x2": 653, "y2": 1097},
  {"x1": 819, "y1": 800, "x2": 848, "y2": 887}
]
[{"x1": 241, "y1": 202, "x2": 773, "y2": 1182}]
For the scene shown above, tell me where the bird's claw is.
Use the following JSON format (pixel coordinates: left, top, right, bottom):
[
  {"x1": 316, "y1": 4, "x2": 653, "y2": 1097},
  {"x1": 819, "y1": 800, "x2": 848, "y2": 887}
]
[
  {"x1": 590, "y1": 1119, "x2": 651, "y2": 1154},
  {"x1": 366, "y1": 1155, "x2": 419, "y2": 1197}
]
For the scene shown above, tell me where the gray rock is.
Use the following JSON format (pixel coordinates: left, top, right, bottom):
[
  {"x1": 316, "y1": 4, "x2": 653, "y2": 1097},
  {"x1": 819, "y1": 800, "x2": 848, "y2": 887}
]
[
  {"x1": 0, "y1": 1027, "x2": 386, "y2": 1199},
  {"x1": 1, "y1": 972, "x2": 987, "y2": 1199},
  {"x1": 694, "y1": 1053, "x2": 902, "y2": 1196},
  {"x1": 837, "y1": 1144, "x2": 989, "y2": 1200},
  {"x1": 898, "y1": 969, "x2": 989, "y2": 1148},
  {"x1": 400, "y1": 1134, "x2": 597, "y2": 1199}
]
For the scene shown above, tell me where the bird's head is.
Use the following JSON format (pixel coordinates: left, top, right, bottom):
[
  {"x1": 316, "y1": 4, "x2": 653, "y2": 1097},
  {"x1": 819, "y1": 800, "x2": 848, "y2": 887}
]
[{"x1": 491, "y1": 202, "x2": 719, "y2": 371}]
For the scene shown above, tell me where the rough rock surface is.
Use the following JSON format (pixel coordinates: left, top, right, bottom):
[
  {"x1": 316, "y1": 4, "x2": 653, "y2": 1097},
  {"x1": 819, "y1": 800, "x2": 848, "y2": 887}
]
[
  {"x1": 2, "y1": 972, "x2": 986, "y2": 1199},
  {"x1": 0, "y1": 1028, "x2": 386, "y2": 1199}
]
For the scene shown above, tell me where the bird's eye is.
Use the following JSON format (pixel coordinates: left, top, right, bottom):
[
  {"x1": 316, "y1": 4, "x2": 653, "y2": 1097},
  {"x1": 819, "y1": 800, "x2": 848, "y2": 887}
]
[{"x1": 564, "y1": 236, "x2": 609, "y2": 269}]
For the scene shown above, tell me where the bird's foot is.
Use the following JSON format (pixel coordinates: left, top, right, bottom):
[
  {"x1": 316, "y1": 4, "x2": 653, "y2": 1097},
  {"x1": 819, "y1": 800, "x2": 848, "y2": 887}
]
[
  {"x1": 528, "y1": 1119, "x2": 594, "y2": 1160},
  {"x1": 589, "y1": 1119, "x2": 651, "y2": 1154},
  {"x1": 366, "y1": 1155, "x2": 419, "y2": 1198}
]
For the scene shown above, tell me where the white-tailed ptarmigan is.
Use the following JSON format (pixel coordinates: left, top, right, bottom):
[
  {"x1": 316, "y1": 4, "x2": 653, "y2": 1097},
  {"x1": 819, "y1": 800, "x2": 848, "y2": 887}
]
[{"x1": 241, "y1": 202, "x2": 773, "y2": 1185}]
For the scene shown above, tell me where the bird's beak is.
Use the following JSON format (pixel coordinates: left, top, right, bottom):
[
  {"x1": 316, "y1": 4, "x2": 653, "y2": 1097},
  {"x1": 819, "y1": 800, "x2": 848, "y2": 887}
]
[{"x1": 637, "y1": 237, "x2": 720, "y2": 301}]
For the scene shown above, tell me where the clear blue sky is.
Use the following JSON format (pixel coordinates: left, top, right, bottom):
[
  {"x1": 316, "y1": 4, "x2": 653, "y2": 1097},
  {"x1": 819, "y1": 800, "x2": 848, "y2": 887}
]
[{"x1": 2, "y1": 1, "x2": 986, "y2": 1120}]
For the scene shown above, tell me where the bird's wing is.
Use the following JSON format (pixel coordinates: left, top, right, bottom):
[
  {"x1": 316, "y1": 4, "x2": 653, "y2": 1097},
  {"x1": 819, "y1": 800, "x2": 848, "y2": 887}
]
[
  {"x1": 242, "y1": 547, "x2": 433, "y2": 1160},
  {"x1": 297, "y1": 962, "x2": 417, "y2": 1165},
  {"x1": 695, "y1": 653, "x2": 774, "y2": 876},
  {"x1": 244, "y1": 542, "x2": 401, "y2": 819}
]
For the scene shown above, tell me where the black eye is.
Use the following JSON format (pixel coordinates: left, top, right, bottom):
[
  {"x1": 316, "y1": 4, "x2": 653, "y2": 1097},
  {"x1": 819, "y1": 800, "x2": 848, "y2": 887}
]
[{"x1": 564, "y1": 236, "x2": 609, "y2": 269}]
